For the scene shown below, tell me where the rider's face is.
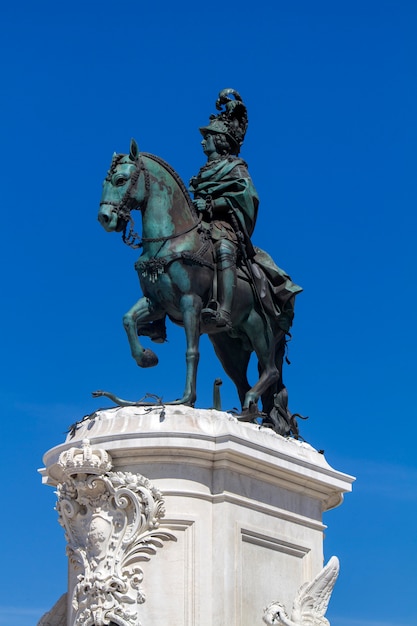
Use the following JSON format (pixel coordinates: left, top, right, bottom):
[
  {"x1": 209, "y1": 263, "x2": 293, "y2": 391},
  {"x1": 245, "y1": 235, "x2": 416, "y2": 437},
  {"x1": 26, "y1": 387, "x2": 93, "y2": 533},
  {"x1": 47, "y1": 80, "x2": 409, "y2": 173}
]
[{"x1": 201, "y1": 133, "x2": 218, "y2": 159}]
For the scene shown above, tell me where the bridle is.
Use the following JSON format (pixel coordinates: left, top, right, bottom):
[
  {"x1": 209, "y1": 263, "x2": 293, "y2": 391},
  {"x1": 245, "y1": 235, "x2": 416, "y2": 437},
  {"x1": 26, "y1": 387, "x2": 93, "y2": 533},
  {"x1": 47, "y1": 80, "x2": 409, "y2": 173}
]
[
  {"x1": 100, "y1": 152, "x2": 201, "y2": 250},
  {"x1": 99, "y1": 153, "x2": 151, "y2": 248}
]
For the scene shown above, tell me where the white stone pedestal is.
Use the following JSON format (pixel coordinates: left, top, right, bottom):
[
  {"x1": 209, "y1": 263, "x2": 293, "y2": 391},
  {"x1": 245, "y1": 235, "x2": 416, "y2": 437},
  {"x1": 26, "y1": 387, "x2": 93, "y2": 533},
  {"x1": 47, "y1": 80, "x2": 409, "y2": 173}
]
[{"x1": 40, "y1": 406, "x2": 354, "y2": 626}]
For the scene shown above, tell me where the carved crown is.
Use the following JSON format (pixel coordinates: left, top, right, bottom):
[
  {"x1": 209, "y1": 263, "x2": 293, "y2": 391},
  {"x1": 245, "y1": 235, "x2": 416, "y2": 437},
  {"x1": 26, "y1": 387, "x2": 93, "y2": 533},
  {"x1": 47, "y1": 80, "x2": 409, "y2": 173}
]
[{"x1": 58, "y1": 439, "x2": 113, "y2": 477}]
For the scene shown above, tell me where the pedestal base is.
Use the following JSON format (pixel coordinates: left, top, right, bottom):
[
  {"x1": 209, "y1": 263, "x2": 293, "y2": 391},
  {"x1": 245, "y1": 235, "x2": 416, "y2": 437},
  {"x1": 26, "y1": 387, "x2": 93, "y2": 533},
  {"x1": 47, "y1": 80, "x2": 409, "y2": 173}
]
[{"x1": 41, "y1": 406, "x2": 354, "y2": 626}]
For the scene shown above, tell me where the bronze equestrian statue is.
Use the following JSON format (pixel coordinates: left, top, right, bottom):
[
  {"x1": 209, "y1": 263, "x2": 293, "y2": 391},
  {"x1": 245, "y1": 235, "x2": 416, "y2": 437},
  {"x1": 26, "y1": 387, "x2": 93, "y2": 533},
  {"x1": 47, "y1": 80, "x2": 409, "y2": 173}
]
[{"x1": 96, "y1": 89, "x2": 302, "y2": 436}]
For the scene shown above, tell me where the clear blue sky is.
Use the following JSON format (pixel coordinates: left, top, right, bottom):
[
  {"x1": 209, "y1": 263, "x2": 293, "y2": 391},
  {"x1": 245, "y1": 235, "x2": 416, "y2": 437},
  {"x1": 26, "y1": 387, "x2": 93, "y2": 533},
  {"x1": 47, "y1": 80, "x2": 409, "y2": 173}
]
[{"x1": 1, "y1": 1, "x2": 416, "y2": 625}]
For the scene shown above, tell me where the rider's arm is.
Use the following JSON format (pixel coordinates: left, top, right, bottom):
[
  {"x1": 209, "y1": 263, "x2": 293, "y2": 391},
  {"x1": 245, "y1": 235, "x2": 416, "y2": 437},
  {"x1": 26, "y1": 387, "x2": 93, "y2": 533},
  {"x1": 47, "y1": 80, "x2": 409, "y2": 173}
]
[
  {"x1": 193, "y1": 195, "x2": 229, "y2": 217},
  {"x1": 211, "y1": 197, "x2": 229, "y2": 213}
]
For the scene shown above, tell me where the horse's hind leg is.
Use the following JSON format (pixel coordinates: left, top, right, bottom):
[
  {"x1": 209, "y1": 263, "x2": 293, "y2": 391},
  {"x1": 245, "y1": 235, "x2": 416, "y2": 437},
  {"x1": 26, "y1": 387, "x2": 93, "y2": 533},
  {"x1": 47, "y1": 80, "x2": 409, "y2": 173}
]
[
  {"x1": 260, "y1": 333, "x2": 286, "y2": 415},
  {"x1": 123, "y1": 297, "x2": 161, "y2": 368},
  {"x1": 209, "y1": 333, "x2": 251, "y2": 408},
  {"x1": 242, "y1": 314, "x2": 282, "y2": 412}
]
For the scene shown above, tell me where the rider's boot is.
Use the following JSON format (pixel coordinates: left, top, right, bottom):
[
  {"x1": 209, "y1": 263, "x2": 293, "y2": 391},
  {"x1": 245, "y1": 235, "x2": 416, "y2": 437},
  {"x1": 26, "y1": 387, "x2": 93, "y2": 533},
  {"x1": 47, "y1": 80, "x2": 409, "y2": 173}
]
[{"x1": 202, "y1": 240, "x2": 236, "y2": 328}]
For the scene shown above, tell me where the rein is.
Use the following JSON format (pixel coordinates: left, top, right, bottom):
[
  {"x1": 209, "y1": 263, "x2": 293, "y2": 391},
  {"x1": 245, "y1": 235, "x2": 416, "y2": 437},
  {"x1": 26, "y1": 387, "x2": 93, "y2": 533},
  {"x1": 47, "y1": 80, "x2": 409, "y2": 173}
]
[{"x1": 123, "y1": 214, "x2": 203, "y2": 249}]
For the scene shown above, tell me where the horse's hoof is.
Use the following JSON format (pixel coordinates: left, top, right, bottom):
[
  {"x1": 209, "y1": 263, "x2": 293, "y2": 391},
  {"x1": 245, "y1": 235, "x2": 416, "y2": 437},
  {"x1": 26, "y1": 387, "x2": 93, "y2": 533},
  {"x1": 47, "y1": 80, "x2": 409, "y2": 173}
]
[
  {"x1": 238, "y1": 402, "x2": 261, "y2": 421},
  {"x1": 140, "y1": 349, "x2": 159, "y2": 368}
]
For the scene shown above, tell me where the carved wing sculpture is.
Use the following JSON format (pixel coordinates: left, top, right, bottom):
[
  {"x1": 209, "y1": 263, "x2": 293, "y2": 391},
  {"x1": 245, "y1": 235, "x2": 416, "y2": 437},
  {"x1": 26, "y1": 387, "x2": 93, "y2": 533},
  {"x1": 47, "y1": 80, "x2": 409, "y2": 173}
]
[{"x1": 263, "y1": 556, "x2": 340, "y2": 626}]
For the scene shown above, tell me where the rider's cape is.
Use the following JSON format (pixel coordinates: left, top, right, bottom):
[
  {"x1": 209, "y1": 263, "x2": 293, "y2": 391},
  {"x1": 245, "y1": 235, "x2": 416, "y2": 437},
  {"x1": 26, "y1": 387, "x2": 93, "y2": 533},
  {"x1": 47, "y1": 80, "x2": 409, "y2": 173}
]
[
  {"x1": 189, "y1": 157, "x2": 259, "y2": 240},
  {"x1": 248, "y1": 247, "x2": 303, "y2": 333}
]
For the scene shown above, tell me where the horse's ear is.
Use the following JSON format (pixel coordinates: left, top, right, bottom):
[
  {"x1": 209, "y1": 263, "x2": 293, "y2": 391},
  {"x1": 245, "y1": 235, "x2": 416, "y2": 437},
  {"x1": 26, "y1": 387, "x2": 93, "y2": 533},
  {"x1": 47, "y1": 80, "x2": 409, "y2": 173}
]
[{"x1": 129, "y1": 138, "x2": 139, "y2": 161}]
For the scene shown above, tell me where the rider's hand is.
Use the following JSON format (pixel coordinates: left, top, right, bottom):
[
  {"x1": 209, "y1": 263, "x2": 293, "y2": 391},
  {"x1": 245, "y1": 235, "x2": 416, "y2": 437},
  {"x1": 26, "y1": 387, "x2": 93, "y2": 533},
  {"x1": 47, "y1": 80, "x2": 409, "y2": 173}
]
[{"x1": 193, "y1": 198, "x2": 206, "y2": 212}]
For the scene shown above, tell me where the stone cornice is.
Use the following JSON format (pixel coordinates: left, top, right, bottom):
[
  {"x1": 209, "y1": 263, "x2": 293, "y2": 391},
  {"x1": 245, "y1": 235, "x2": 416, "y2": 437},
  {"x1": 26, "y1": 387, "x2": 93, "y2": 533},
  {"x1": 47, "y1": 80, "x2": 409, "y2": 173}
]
[{"x1": 41, "y1": 406, "x2": 354, "y2": 512}]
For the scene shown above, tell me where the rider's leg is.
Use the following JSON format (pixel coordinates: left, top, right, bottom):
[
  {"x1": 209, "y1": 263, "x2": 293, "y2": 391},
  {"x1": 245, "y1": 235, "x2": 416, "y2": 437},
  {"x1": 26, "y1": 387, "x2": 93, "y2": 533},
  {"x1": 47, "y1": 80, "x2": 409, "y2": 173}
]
[
  {"x1": 217, "y1": 239, "x2": 237, "y2": 324},
  {"x1": 203, "y1": 239, "x2": 237, "y2": 327}
]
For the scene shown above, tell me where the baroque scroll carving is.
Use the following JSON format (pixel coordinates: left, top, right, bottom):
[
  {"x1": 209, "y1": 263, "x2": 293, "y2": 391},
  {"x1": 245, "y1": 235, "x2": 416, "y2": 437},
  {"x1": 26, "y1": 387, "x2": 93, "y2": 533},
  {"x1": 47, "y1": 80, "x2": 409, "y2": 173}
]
[{"x1": 56, "y1": 439, "x2": 176, "y2": 626}]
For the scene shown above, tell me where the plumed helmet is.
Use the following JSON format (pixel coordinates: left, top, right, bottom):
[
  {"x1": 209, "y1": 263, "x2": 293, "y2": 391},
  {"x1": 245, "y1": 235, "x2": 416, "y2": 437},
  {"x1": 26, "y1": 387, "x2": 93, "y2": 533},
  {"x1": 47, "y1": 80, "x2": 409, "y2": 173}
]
[{"x1": 199, "y1": 88, "x2": 248, "y2": 155}]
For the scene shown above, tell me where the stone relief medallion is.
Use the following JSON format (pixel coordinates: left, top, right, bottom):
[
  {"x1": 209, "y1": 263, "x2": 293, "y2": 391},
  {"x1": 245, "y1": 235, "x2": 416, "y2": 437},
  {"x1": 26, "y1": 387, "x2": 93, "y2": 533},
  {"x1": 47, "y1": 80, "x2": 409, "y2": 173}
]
[{"x1": 56, "y1": 439, "x2": 176, "y2": 626}]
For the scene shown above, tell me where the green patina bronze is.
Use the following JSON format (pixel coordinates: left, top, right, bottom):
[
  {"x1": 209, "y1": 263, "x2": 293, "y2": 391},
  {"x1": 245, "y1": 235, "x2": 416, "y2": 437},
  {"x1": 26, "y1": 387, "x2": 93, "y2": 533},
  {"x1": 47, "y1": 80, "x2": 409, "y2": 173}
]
[{"x1": 96, "y1": 89, "x2": 303, "y2": 436}]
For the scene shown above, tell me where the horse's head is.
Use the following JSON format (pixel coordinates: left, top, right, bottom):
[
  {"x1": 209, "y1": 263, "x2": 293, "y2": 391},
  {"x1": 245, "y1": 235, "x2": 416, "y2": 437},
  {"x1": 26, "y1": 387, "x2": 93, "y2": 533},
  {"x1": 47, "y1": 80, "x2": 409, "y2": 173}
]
[{"x1": 98, "y1": 139, "x2": 145, "y2": 234}]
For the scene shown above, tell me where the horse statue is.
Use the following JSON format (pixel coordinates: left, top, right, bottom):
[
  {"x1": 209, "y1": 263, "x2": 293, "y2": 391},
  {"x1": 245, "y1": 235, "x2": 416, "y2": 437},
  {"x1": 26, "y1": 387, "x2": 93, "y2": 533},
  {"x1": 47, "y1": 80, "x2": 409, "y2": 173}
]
[{"x1": 96, "y1": 139, "x2": 302, "y2": 436}]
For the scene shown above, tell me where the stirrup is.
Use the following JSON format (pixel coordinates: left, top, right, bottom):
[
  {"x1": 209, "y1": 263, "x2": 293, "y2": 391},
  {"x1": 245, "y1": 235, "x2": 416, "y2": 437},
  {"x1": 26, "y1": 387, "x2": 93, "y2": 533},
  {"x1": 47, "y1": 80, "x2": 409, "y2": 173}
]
[
  {"x1": 201, "y1": 300, "x2": 218, "y2": 320},
  {"x1": 202, "y1": 305, "x2": 231, "y2": 328}
]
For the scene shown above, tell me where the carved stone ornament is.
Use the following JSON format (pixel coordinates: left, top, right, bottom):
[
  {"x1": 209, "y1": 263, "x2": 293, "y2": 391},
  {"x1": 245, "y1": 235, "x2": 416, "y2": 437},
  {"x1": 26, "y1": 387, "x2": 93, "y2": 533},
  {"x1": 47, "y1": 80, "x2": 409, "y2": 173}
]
[
  {"x1": 56, "y1": 439, "x2": 176, "y2": 626},
  {"x1": 262, "y1": 556, "x2": 340, "y2": 626}
]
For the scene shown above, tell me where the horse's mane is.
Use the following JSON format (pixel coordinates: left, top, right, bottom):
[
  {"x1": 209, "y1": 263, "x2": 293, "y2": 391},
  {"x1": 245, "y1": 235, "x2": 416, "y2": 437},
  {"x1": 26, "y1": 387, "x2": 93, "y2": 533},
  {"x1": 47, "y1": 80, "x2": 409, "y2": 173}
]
[{"x1": 141, "y1": 152, "x2": 199, "y2": 221}]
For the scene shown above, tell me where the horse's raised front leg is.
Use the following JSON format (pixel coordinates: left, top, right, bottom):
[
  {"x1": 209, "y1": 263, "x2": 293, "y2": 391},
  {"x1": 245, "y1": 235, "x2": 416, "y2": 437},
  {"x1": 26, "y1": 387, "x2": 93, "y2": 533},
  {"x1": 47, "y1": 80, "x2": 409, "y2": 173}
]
[
  {"x1": 123, "y1": 297, "x2": 160, "y2": 368},
  {"x1": 166, "y1": 293, "x2": 202, "y2": 406}
]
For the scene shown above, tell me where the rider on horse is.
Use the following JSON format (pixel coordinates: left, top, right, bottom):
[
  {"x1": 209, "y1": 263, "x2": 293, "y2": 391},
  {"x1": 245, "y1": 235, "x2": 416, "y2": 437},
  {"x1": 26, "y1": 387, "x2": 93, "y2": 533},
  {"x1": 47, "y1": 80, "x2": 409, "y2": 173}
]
[{"x1": 189, "y1": 89, "x2": 259, "y2": 328}]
